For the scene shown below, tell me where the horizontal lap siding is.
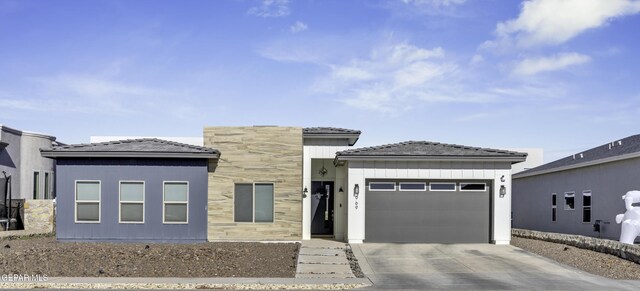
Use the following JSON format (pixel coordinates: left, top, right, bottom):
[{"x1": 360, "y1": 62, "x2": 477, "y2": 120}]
[{"x1": 56, "y1": 158, "x2": 208, "y2": 242}]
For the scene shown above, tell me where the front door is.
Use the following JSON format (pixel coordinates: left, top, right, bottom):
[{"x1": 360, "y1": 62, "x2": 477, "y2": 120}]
[{"x1": 311, "y1": 181, "x2": 334, "y2": 236}]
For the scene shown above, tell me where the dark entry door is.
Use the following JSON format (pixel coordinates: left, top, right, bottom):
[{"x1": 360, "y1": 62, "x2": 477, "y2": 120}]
[{"x1": 311, "y1": 181, "x2": 334, "y2": 236}]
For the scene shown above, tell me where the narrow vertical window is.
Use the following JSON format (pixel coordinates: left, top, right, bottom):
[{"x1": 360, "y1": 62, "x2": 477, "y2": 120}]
[
  {"x1": 551, "y1": 193, "x2": 557, "y2": 222},
  {"x1": 120, "y1": 181, "x2": 145, "y2": 223},
  {"x1": 44, "y1": 172, "x2": 50, "y2": 199},
  {"x1": 33, "y1": 172, "x2": 40, "y2": 199},
  {"x1": 75, "y1": 181, "x2": 100, "y2": 223},
  {"x1": 582, "y1": 190, "x2": 592, "y2": 223},
  {"x1": 163, "y1": 182, "x2": 188, "y2": 223}
]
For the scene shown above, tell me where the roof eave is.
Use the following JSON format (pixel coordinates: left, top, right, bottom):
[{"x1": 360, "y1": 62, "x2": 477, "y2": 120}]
[
  {"x1": 303, "y1": 133, "x2": 361, "y2": 146},
  {"x1": 40, "y1": 151, "x2": 220, "y2": 159},
  {"x1": 514, "y1": 151, "x2": 640, "y2": 179},
  {"x1": 335, "y1": 155, "x2": 527, "y2": 163}
]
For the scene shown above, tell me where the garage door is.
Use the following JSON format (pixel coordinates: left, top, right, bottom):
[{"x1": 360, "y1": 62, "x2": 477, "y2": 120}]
[{"x1": 365, "y1": 180, "x2": 491, "y2": 243}]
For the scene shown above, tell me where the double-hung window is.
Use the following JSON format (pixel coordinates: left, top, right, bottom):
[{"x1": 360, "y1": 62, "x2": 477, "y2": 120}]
[
  {"x1": 75, "y1": 181, "x2": 100, "y2": 223},
  {"x1": 551, "y1": 193, "x2": 557, "y2": 222},
  {"x1": 120, "y1": 181, "x2": 144, "y2": 223},
  {"x1": 163, "y1": 182, "x2": 188, "y2": 224},
  {"x1": 582, "y1": 190, "x2": 592, "y2": 223},
  {"x1": 234, "y1": 183, "x2": 274, "y2": 223}
]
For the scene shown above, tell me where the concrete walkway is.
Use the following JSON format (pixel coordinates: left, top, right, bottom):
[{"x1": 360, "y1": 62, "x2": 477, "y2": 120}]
[{"x1": 296, "y1": 239, "x2": 355, "y2": 279}]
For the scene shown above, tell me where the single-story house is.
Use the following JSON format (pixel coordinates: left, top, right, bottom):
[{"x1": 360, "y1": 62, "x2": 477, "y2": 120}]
[
  {"x1": 44, "y1": 126, "x2": 527, "y2": 244},
  {"x1": 512, "y1": 134, "x2": 640, "y2": 241},
  {"x1": 41, "y1": 138, "x2": 219, "y2": 242}
]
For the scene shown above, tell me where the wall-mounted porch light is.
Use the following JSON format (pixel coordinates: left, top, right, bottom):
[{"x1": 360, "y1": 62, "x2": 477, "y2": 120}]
[
  {"x1": 339, "y1": 187, "x2": 344, "y2": 193},
  {"x1": 303, "y1": 187, "x2": 308, "y2": 198},
  {"x1": 354, "y1": 184, "x2": 360, "y2": 209},
  {"x1": 499, "y1": 185, "x2": 506, "y2": 198}
]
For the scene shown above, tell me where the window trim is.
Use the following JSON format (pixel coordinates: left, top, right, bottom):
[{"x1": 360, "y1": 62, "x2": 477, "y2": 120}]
[
  {"x1": 429, "y1": 182, "x2": 457, "y2": 192},
  {"x1": 162, "y1": 181, "x2": 189, "y2": 224},
  {"x1": 459, "y1": 182, "x2": 487, "y2": 192},
  {"x1": 368, "y1": 182, "x2": 396, "y2": 191},
  {"x1": 119, "y1": 180, "x2": 145, "y2": 224},
  {"x1": 564, "y1": 192, "x2": 575, "y2": 210},
  {"x1": 74, "y1": 180, "x2": 101, "y2": 224},
  {"x1": 233, "y1": 182, "x2": 276, "y2": 224},
  {"x1": 398, "y1": 182, "x2": 427, "y2": 191},
  {"x1": 582, "y1": 190, "x2": 592, "y2": 223},
  {"x1": 551, "y1": 193, "x2": 557, "y2": 222}
]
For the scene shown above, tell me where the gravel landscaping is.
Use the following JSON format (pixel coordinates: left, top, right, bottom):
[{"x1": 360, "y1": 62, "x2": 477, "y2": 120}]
[
  {"x1": 512, "y1": 236, "x2": 640, "y2": 280},
  {"x1": 0, "y1": 236, "x2": 299, "y2": 278},
  {"x1": 344, "y1": 245, "x2": 365, "y2": 278}
]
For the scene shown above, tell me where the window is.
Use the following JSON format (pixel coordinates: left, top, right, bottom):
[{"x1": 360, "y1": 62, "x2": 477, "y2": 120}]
[
  {"x1": 234, "y1": 183, "x2": 274, "y2": 223},
  {"x1": 44, "y1": 172, "x2": 50, "y2": 199},
  {"x1": 429, "y1": 183, "x2": 456, "y2": 191},
  {"x1": 368, "y1": 182, "x2": 396, "y2": 191},
  {"x1": 75, "y1": 181, "x2": 100, "y2": 223},
  {"x1": 564, "y1": 192, "x2": 575, "y2": 210},
  {"x1": 399, "y1": 182, "x2": 426, "y2": 191},
  {"x1": 551, "y1": 193, "x2": 557, "y2": 222},
  {"x1": 460, "y1": 183, "x2": 486, "y2": 191},
  {"x1": 582, "y1": 190, "x2": 592, "y2": 223},
  {"x1": 163, "y1": 182, "x2": 188, "y2": 224},
  {"x1": 33, "y1": 171, "x2": 40, "y2": 199},
  {"x1": 120, "y1": 181, "x2": 144, "y2": 223}
]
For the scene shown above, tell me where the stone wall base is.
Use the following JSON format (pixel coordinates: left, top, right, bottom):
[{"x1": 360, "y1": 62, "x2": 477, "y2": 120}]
[
  {"x1": 23, "y1": 200, "x2": 54, "y2": 233},
  {"x1": 512, "y1": 228, "x2": 640, "y2": 265}
]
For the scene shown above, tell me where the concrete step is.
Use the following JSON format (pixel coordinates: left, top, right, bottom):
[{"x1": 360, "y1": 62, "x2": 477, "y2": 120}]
[
  {"x1": 299, "y1": 248, "x2": 346, "y2": 257},
  {"x1": 295, "y1": 273, "x2": 355, "y2": 279},
  {"x1": 298, "y1": 256, "x2": 349, "y2": 264},
  {"x1": 297, "y1": 263, "x2": 354, "y2": 275}
]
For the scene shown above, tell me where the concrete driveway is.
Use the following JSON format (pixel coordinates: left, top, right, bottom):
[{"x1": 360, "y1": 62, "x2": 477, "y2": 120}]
[{"x1": 351, "y1": 243, "x2": 640, "y2": 290}]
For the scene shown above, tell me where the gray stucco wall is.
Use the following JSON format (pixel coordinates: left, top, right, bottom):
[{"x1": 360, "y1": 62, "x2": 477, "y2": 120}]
[
  {"x1": 0, "y1": 128, "x2": 22, "y2": 198},
  {"x1": 20, "y1": 133, "x2": 55, "y2": 200},
  {"x1": 512, "y1": 157, "x2": 640, "y2": 240},
  {"x1": 55, "y1": 158, "x2": 208, "y2": 242}
]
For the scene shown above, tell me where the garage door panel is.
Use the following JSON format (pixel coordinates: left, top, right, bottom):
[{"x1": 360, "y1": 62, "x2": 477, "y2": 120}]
[{"x1": 365, "y1": 183, "x2": 490, "y2": 243}]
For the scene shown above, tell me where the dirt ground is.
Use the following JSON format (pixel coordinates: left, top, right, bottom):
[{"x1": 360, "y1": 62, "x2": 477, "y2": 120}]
[
  {"x1": 0, "y1": 236, "x2": 299, "y2": 277},
  {"x1": 511, "y1": 236, "x2": 640, "y2": 280}
]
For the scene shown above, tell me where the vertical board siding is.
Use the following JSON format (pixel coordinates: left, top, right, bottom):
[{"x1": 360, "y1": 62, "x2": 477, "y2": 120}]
[{"x1": 56, "y1": 158, "x2": 208, "y2": 242}]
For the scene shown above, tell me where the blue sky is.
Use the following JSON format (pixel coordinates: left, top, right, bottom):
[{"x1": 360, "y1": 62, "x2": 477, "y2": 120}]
[{"x1": 1, "y1": 0, "x2": 640, "y2": 162}]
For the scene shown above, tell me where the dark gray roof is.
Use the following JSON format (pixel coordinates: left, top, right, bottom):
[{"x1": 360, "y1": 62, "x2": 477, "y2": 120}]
[
  {"x1": 336, "y1": 141, "x2": 526, "y2": 162},
  {"x1": 516, "y1": 134, "x2": 640, "y2": 177},
  {"x1": 41, "y1": 138, "x2": 219, "y2": 159},
  {"x1": 303, "y1": 127, "x2": 361, "y2": 135}
]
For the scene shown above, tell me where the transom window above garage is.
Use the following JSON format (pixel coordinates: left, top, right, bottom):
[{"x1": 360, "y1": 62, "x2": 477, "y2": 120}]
[
  {"x1": 368, "y1": 182, "x2": 396, "y2": 191},
  {"x1": 399, "y1": 182, "x2": 426, "y2": 191},
  {"x1": 429, "y1": 183, "x2": 456, "y2": 191},
  {"x1": 460, "y1": 183, "x2": 486, "y2": 191}
]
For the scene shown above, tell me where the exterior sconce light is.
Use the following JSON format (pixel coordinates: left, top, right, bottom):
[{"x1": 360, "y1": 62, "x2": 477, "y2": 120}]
[
  {"x1": 339, "y1": 187, "x2": 344, "y2": 193},
  {"x1": 499, "y1": 185, "x2": 506, "y2": 198},
  {"x1": 500, "y1": 175, "x2": 505, "y2": 182},
  {"x1": 303, "y1": 187, "x2": 308, "y2": 198}
]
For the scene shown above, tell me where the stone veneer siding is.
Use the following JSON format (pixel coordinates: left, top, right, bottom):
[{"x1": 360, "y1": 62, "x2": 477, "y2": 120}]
[
  {"x1": 23, "y1": 200, "x2": 55, "y2": 233},
  {"x1": 204, "y1": 126, "x2": 303, "y2": 240},
  {"x1": 512, "y1": 228, "x2": 640, "y2": 264}
]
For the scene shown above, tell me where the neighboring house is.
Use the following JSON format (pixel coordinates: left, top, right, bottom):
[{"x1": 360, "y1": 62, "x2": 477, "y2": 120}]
[
  {"x1": 512, "y1": 134, "x2": 640, "y2": 241},
  {"x1": 44, "y1": 126, "x2": 527, "y2": 244},
  {"x1": 40, "y1": 138, "x2": 219, "y2": 242},
  {"x1": 0, "y1": 124, "x2": 57, "y2": 200}
]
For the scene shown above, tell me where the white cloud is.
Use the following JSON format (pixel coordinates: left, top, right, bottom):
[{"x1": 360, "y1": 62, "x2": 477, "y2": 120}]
[
  {"x1": 290, "y1": 21, "x2": 308, "y2": 33},
  {"x1": 513, "y1": 52, "x2": 591, "y2": 75},
  {"x1": 248, "y1": 0, "x2": 290, "y2": 18},
  {"x1": 307, "y1": 43, "x2": 502, "y2": 112},
  {"x1": 488, "y1": 0, "x2": 640, "y2": 48}
]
